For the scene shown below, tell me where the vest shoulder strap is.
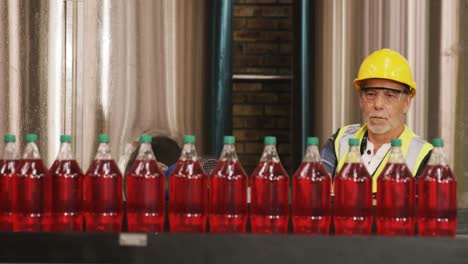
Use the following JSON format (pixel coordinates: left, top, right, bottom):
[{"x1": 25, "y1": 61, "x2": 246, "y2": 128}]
[
  {"x1": 405, "y1": 135, "x2": 433, "y2": 175},
  {"x1": 334, "y1": 124, "x2": 366, "y2": 173}
]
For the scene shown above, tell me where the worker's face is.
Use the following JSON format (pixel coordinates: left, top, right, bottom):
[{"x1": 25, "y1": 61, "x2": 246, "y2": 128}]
[{"x1": 359, "y1": 79, "x2": 412, "y2": 135}]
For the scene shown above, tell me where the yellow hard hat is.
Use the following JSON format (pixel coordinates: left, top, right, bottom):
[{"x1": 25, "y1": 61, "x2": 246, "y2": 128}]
[{"x1": 353, "y1": 48, "x2": 416, "y2": 96}]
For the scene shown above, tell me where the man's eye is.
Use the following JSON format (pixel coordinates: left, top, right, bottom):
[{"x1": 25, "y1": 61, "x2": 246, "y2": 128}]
[
  {"x1": 366, "y1": 91, "x2": 376, "y2": 97},
  {"x1": 385, "y1": 92, "x2": 397, "y2": 98}
]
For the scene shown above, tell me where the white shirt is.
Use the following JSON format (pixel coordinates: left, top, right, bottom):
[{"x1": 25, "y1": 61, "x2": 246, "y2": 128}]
[{"x1": 361, "y1": 139, "x2": 391, "y2": 176}]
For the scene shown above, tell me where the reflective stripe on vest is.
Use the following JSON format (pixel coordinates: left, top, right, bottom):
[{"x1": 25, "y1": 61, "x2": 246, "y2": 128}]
[{"x1": 334, "y1": 124, "x2": 433, "y2": 193}]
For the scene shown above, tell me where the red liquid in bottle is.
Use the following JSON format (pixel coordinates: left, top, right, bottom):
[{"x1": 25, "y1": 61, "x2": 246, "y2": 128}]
[
  {"x1": 0, "y1": 160, "x2": 16, "y2": 231},
  {"x1": 334, "y1": 163, "x2": 373, "y2": 235},
  {"x1": 15, "y1": 159, "x2": 52, "y2": 231},
  {"x1": 377, "y1": 163, "x2": 415, "y2": 236},
  {"x1": 292, "y1": 162, "x2": 331, "y2": 234},
  {"x1": 250, "y1": 161, "x2": 289, "y2": 234},
  {"x1": 169, "y1": 160, "x2": 207, "y2": 233},
  {"x1": 418, "y1": 164, "x2": 457, "y2": 237},
  {"x1": 209, "y1": 160, "x2": 248, "y2": 233},
  {"x1": 84, "y1": 159, "x2": 123, "y2": 232},
  {"x1": 49, "y1": 160, "x2": 84, "y2": 232},
  {"x1": 126, "y1": 160, "x2": 165, "y2": 232}
]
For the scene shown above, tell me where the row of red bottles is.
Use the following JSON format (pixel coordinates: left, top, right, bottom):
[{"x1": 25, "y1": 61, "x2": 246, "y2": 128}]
[
  {"x1": 0, "y1": 133, "x2": 121, "y2": 232},
  {"x1": 128, "y1": 134, "x2": 247, "y2": 233},
  {"x1": 0, "y1": 134, "x2": 52, "y2": 231},
  {"x1": 125, "y1": 129, "x2": 458, "y2": 237},
  {"x1": 0, "y1": 134, "x2": 457, "y2": 236},
  {"x1": 50, "y1": 134, "x2": 123, "y2": 232},
  {"x1": 249, "y1": 136, "x2": 453, "y2": 236},
  {"x1": 0, "y1": 134, "x2": 78, "y2": 232},
  {"x1": 335, "y1": 137, "x2": 457, "y2": 237},
  {"x1": 168, "y1": 135, "x2": 289, "y2": 234},
  {"x1": 168, "y1": 135, "x2": 319, "y2": 234}
]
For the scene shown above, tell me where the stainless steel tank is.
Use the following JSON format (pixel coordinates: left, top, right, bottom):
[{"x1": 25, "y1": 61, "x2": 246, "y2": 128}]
[{"x1": 0, "y1": 0, "x2": 209, "y2": 171}]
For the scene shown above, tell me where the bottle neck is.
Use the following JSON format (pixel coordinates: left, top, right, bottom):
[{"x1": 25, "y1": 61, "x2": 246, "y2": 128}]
[
  {"x1": 2, "y1": 142, "x2": 17, "y2": 160},
  {"x1": 260, "y1": 144, "x2": 280, "y2": 162},
  {"x1": 346, "y1": 145, "x2": 362, "y2": 164},
  {"x1": 95, "y1": 143, "x2": 113, "y2": 160},
  {"x1": 428, "y1": 147, "x2": 447, "y2": 166},
  {"x1": 387, "y1": 146, "x2": 405, "y2": 164},
  {"x1": 302, "y1": 145, "x2": 320, "y2": 162},
  {"x1": 179, "y1": 143, "x2": 199, "y2": 161},
  {"x1": 56, "y1": 142, "x2": 75, "y2": 160},
  {"x1": 22, "y1": 142, "x2": 41, "y2": 159},
  {"x1": 136, "y1": 143, "x2": 156, "y2": 161},
  {"x1": 219, "y1": 144, "x2": 238, "y2": 161}
]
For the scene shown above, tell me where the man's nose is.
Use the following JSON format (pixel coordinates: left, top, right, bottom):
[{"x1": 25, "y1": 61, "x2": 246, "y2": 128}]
[{"x1": 374, "y1": 93, "x2": 385, "y2": 108}]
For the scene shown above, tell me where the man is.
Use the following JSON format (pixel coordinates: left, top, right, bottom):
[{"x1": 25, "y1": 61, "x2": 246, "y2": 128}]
[{"x1": 321, "y1": 48, "x2": 433, "y2": 193}]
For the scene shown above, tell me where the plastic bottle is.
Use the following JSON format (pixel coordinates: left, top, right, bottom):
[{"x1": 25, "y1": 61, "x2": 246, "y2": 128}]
[
  {"x1": 0, "y1": 134, "x2": 18, "y2": 231},
  {"x1": 250, "y1": 136, "x2": 289, "y2": 234},
  {"x1": 376, "y1": 138, "x2": 415, "y2": 236},
  {"x1": 84, "y1": 134, "x2": 123, "y2": 232},
  {"x1": 15, "y1": 133, "x2": 51, "y2": 231},
  {"x1": 126, "y1": 134, "x2": 165, "y2": 232},
  {"x1": 169, "y1": 135, "x2": 208, "y2": 233},
  {"x1": 49, "y1": 134, "x2": 84, "y2": 231},
  {"x1": 209, "y1": 136, "x2": 248, "y2": 233},
  {"x1": 292, "y1": 137, "x2": 331, "y2": 234},
  {"x1": 418, "y1": 138, "x2": 457, "y2": 237},
  {"x1": 334, "y1": 138, "x2": 373, "y2": 235}
]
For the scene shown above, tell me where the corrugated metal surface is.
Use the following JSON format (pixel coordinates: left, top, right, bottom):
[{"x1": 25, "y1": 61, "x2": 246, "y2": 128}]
[{"x1": 0, "y1": 0, "x2": 209, "y2": 171}]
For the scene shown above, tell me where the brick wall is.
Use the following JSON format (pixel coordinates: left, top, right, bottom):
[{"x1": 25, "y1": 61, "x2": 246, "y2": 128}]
[
  {"x1": 232, "y1": 0, "x2": 293, "y2": 174},
  {"x1": 233, "y1": 0, "x2": 293, "y2": 75},
  {"x1": 232, "y1": 81, "x2": 292, "y2": 174}
]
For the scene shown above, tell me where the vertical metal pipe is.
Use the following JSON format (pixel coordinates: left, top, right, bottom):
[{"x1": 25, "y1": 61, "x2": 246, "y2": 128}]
[
  {"x1": 300, "y1": 0, "x2": 311, "y2": 159},
  {"x1": 292, "y1": 0, "x2": 312, "y2": 169},
  {"x1": 209, "y1": 0, "x2": 233, "y2": 156}
]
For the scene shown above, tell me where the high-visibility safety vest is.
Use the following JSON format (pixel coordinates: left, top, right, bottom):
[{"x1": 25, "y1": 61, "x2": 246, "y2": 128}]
[{"x1": 334, "y1": 124, "x2": 433, "y2": 193}]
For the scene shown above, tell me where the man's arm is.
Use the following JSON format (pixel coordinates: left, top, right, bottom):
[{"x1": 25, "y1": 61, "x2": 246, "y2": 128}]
[
  {"x1": 415, "y1": 150, "x2": 432, "y2": 177},
  {"x1": 321, "y1": 129, "x2": 340, "y2": 177}
]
